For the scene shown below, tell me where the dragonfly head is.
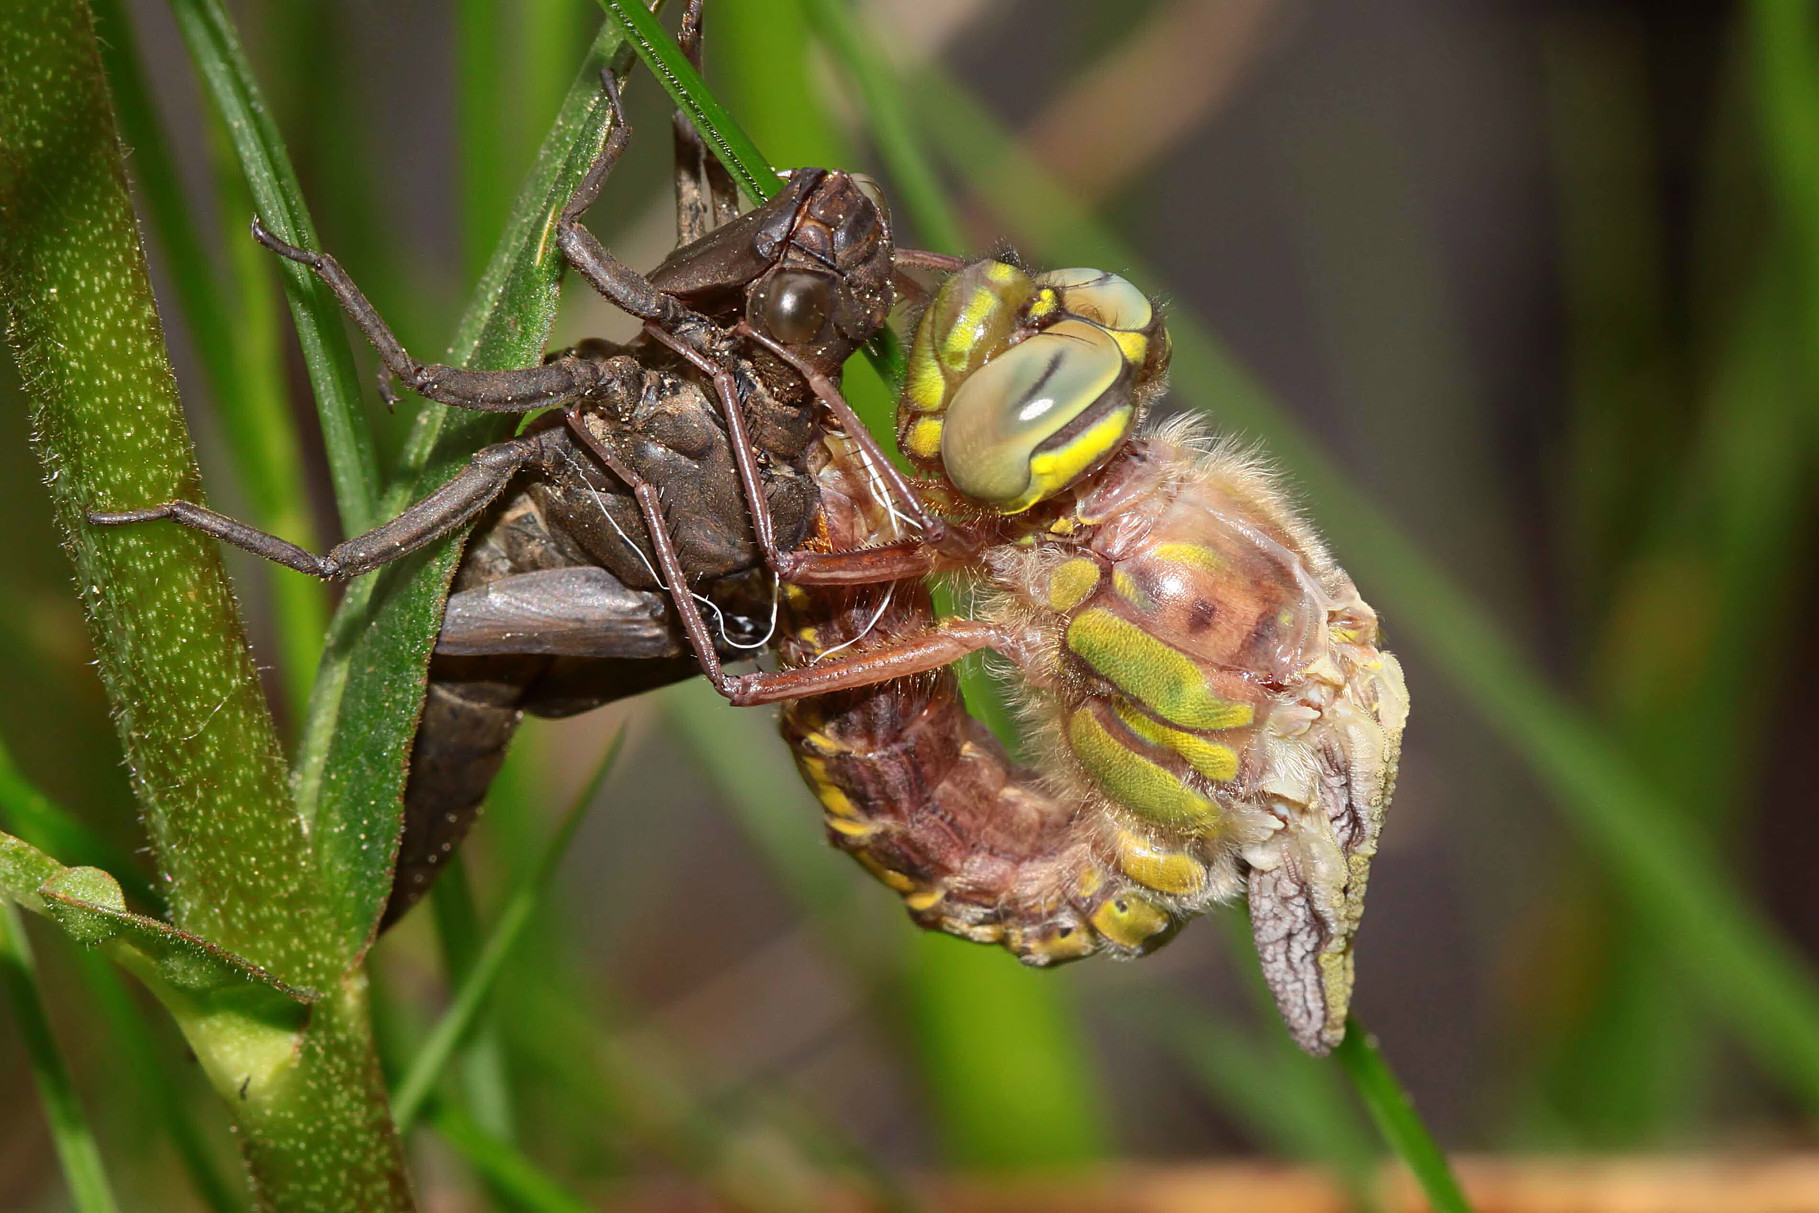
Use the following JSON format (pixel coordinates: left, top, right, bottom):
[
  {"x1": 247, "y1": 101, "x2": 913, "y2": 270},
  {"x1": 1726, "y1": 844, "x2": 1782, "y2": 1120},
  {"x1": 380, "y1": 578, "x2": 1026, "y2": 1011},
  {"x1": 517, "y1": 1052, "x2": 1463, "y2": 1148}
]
[{"x1": 898, "y1": 260, "x2": 1170, "y2": 515}]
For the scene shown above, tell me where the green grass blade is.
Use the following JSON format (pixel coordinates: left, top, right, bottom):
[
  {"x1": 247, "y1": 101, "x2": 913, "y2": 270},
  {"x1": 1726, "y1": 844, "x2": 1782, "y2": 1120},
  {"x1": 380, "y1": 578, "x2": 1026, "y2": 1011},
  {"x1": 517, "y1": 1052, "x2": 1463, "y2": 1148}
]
[
  {"x1": 458, "y1": 0, "x2": 514, "y2": 282},
  {"x1": 903, "y1": 65, "x2": 1819, "y2": 1118},
  {"x1": 1751, "y1": 0, "x2": 1819, "y2": 383},
  {"x1": 292, "y1": 18, "x2": 655, "y2": 964},
  {"x1": 598, "y1": 0, "x2": 777, "y2": 202},
  {"x1": 428, "y1": 862, "x2": 518, "y2": 1151},
  {"x1": 0, "y1": 903, "x2": 123, "y2": 1213},
  {"x1": 795, "y1": 0, "x2": 964, "y2": 252},
  {"x1": 165, "y1": 0, "x2": 381, "y2": 532},
  {"x1": 906, "y1": 935, "x2": 1107, "y2": 1170},
  {"x1": 0, "y1": 735, "x2": 157, "y2": 911},
  {"x1": 393, "y1": 731, "x2": 623, "y2": 1134},
  {"x1": 74, "y1": 950, "x2": 246, "y2": 1213},
  {"x1": 1334, "y1": 1018, "x2": 1473, "y2": 1213},
  {"x1": 433, "y1": 1103, "x2": 595, "y2": 1213}
]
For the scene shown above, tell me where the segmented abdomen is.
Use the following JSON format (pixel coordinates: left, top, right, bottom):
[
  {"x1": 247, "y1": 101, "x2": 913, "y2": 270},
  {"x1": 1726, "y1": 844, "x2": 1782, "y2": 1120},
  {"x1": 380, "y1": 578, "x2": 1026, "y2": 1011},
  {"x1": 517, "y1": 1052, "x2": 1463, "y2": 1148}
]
[{"x1": 778, "y1": 438, "x2": 1181, "y2": 964}]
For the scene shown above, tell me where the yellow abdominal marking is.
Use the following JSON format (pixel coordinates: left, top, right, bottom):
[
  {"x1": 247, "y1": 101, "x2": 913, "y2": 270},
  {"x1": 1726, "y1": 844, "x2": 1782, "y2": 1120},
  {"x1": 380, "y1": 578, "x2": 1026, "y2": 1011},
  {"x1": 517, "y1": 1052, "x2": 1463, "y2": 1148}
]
[
  {"x1": 1115, "y1": 832, "x2": 1207, "y2": 896},
  {"x1": 1066, "y1": 609, "x2": 1254, "y2": 730},
  {"x1": 1048, "y1": 558, "x2": 1101, "y2": 613},
  {"x1": 1114, "y1": 702, "x2": 1240, "y2": 783},
  {"x1": 904, "y1": 887, "x2": 945, "y2": 912},
  {"x1": 1113, "y1": 569, "x2": 1151, "y2": 611},
  {"x1": 826, "y1": 814, "x2": 876, "y2": 838},
  {"x1": 1153, "y1": 542, "x2": 1228, "y2": 577},
  {"x1": 1091, "y1": 895, "x2": 1171, "y2": 949},
  {"x1": 1002, "y1": 406, "x2": 1134, "y2": 514},
  {"x1": 1066, "y1": 707, "x2": 1222, "y2": 830},
  {"x1": 854, "y1": 850, "x2": 915, "y2": 892}
]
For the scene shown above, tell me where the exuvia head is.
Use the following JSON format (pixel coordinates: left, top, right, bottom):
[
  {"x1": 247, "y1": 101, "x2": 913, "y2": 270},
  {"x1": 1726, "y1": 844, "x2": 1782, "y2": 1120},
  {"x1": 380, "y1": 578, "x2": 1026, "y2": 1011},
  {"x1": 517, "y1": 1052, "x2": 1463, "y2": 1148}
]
[
  {"x1": 898, "y1": 260, "x2": 1170, "y2": 514},
  {"x1": 646, "y1": 168, "x2": 896, "y2": 367}
]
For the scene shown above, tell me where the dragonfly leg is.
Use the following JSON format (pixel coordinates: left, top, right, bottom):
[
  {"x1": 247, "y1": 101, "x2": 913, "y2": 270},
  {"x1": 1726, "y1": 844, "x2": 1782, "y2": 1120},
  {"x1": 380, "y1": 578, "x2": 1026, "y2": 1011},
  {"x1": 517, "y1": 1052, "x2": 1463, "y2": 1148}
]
[
  {"x1": 722, "y1": 619, "x2": 1024, "y2": 707},
  {"x1": 563, "y1": 406, "x2": 758, "y2": 695},
  {"x1": 556, "y1": 74, "x2": 701, "y2": 333},
  {"x1": 731, "y1": 321, "x2": 967, "y2": 559},
  {"x1": 251, "y1": 217, "x2": 612, "y2": 413},
  {"x1": 89, "y1": 431, "x2": 553, "y2": 579}
]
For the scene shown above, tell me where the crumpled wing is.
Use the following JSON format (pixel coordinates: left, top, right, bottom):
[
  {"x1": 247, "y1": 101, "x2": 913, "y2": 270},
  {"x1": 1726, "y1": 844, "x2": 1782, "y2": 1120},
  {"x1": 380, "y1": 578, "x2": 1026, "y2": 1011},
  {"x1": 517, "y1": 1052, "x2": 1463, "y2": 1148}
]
[{"x1": 1249, "y1": 650, "x2": 1409, "y2": 1055}]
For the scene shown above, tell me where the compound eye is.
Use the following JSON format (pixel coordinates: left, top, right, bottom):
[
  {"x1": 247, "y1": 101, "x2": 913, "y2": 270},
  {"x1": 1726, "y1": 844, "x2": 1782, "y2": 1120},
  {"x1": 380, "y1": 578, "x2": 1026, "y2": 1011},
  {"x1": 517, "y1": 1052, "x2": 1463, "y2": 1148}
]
[
  {"x1": 1034, "y1": 268, "x2": 1152, "y2": 332},
  {"x1": 941, "y1": 319, "x2": 1134, "y2": 512},
  {"x1": 752, "y1": 271, "x2": 832, "y2": 345}
]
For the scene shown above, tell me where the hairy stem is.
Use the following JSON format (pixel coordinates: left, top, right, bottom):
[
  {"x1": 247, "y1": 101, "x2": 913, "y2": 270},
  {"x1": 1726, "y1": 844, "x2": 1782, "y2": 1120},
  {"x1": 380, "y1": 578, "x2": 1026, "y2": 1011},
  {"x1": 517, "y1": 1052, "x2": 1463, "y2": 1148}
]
[{"x1": 0, "y1": 1, "x2": 410, "y2": 1206}]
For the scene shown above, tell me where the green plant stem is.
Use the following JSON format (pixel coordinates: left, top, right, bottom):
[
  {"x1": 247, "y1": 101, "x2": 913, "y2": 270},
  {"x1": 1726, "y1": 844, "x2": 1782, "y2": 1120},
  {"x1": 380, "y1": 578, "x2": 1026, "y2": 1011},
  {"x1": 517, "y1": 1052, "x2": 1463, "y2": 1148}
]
[
  {"x1": 1334, "y1": 1018, "x2": 1473, "y2": 1213},
  {"x1": 0, "y1": 903, "x2": 123, "y2": 1213},
  {"x1": 394, "y1": 732, "x2": 622, "y2": 1134},
  {"x1": 90, "y1": 0, "x2": 326, "y2": 724},
  {"x1": 165, "y1": 0, "x2": 380, "y2": 532},
  {"x1": 0, "y1": 4, "x2": 410, "y2": 1206}
]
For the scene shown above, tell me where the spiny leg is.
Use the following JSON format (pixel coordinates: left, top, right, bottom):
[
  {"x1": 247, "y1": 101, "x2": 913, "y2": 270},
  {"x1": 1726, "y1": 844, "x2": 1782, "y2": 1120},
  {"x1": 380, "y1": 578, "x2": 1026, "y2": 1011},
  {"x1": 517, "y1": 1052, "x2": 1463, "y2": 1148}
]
[
  {"x1": 733, "y1": 321, "x2": 973, "y2": 563},
  {"x1": 672, "y1": 0, "x2": 739, "y2": 244},
  {"x1": 562, "y1": 407, "x2": 747, "y2": 695},
  {"x1": 89, "y1": 432, "x2": 553, "y2": 580},
  {"x1": 250, "y1": 218, "x2": 610, "y2": 414},
  {"x1": 557, "y1": 74, "x2": 702, "y2": 333},
  {"x1": 564, "y1": 402, "x2": 1015, "y2": 707}
]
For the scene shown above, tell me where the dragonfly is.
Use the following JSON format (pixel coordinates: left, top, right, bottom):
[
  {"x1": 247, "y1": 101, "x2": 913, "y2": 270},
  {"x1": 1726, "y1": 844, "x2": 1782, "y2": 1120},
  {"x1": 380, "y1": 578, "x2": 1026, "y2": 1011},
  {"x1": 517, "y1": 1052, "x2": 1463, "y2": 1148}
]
[
  {"x1": 90, "y1": 2, "x2": 1407, "y2": 1054},
  {"x1": 680, "y1": 260, "x2": 1410, "y2": 1056}
]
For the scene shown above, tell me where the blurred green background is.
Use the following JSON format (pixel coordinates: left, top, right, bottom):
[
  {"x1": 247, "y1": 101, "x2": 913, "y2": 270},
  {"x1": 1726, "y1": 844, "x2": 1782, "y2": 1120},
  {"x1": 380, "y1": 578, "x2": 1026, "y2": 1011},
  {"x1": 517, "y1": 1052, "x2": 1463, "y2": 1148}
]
[{"x1": 4, "y1": 0, "x2": 1819, "y2": 1207}]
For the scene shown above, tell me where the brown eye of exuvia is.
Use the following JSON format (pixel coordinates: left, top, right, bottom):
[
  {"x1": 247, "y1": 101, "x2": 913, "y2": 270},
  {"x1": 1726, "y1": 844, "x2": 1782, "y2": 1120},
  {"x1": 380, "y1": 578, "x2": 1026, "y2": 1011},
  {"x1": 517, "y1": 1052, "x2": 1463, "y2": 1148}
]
[{"x1": 756, "y1": 272, "x2": 831, "y2": 345}]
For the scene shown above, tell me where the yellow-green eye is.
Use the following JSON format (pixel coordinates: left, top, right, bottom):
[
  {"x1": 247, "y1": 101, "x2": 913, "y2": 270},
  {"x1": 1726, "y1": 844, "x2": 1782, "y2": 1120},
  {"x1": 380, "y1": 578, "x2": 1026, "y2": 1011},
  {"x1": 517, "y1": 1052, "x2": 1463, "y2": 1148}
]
[
  {"x1": 1035, "y1": 268, "x2": 1152, "y2": 332},
  {"x1": 941, "y1": 319, "x2": 1133, "y2": 511}
]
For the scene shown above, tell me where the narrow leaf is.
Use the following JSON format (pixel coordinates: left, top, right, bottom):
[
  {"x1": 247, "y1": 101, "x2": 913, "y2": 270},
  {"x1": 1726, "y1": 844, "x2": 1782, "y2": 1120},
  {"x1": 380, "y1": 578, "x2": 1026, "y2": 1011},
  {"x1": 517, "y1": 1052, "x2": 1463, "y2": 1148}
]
[
  {"x1": 293, "y1": 16, "x2": 658, "y2": 966},
  {"x1": 0, "y1": 902, "x2": 123, "y2": 1213},
  {"x1": 598, "y1": 0, "x2": 776, "y2": 202},
  {"x1": 434, "y1": 1103, "x2": 596, "y2": 1213},
  {"x1": 393, "y1": 731, "x2": 624, "y2": 1133},
  {"x1": 1334, "y1": 1019, "x2": 1474, "y2": 1213},
  {"x1": 165, "y1": 0, "x2": 380, "y2": 531}
]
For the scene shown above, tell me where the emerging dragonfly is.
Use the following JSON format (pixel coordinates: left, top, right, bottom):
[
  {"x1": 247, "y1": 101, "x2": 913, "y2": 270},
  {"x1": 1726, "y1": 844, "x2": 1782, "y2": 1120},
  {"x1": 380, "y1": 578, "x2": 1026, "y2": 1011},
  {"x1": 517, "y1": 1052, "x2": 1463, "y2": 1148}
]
[
  {"x1": 90, "y1": 3, "x2": 910, "y2": 923},
  {"x1": 681, "y1": 261, "x2": 1409, "y2": 1055},
  {"x1": 89, "y1": 3, "x2": 1407, "y2": 1053}
]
